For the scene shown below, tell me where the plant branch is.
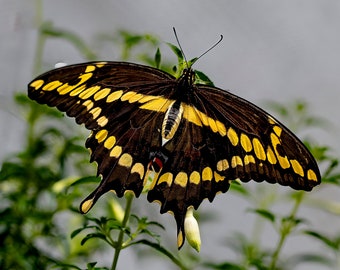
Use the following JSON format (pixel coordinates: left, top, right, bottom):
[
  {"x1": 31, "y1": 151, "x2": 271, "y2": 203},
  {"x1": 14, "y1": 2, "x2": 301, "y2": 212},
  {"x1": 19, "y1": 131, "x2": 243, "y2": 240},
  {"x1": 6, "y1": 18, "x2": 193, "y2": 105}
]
[{"x1": 111, "y1": 192, "x2": 134, "y2": 270}]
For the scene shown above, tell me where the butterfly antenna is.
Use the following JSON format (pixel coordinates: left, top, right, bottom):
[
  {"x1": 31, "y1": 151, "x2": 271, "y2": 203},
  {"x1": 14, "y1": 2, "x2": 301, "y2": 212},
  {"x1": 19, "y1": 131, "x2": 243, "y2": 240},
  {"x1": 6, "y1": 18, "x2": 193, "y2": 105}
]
[
  {"x1": 192, "y1": 34, "x2": 223, "y2": 65},
  {"x1": 173, "y1": 27, "x2": 189, "y2": 68}
]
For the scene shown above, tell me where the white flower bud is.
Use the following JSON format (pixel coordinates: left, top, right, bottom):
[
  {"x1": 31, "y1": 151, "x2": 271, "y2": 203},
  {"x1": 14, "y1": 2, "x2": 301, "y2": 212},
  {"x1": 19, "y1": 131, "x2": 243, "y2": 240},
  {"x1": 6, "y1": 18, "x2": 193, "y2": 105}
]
[{"x1": 184, "y1": 207, "x2": 201, "y2": 252}]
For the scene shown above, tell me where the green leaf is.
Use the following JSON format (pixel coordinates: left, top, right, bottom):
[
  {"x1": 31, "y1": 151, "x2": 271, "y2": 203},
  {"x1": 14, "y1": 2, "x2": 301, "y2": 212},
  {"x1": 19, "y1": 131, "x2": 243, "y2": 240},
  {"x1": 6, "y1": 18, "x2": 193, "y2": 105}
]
[
  {"x1": 154, "y1": 48, "x2": 161, "y2": 69},
  {"x1": 194, "y1": 70, "x2": 214, "y2": 86},
  {"x1": 288, "y1": 253, "x2": 335, "y2": 268},
  {"x1": 304, "y1": 230, "x2": 340, "y2": 250},
  {"x1": 80, "y1": 233, "x2": 107, "y2": 245},
  {"x1": 248, "y1": 208, "x2": 276, "y2": 223},
  {"x1": 203, "y1": 261, "x2": 246, "y2": 270}
]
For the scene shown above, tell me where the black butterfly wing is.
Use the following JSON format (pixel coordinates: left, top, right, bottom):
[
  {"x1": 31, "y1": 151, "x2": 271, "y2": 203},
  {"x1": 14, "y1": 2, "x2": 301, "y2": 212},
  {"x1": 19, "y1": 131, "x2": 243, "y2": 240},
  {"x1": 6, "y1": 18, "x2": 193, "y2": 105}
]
[
  {"x1": 28, "y1": 61, "x2": 321, "y2": 249},
  {"x1": 193, "y1": 84, "x2": 320, "y2": 188},
  {"x1": 28, "y1": 61, "x2": 177, "y2": 206},
  {"x1": 146, "y1": 83, "x2": 320, "y2": 248}
]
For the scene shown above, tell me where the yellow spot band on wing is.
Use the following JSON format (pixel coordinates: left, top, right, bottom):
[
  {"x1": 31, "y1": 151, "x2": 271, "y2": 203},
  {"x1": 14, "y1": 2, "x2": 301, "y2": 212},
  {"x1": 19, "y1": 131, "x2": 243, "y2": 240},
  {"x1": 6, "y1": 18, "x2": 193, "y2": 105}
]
[
  {"x1": 57, "y1": 73, "x2": 93, "y2": 95},
  {"x1": 131, "y1": 163, "x2": 144, "y2": 178},
  {"x1": 267, "y1": 147, "x2": 277, "y2": 164},
  {"x1": 94, "y1": 88, "x2": 111, "y2": 101},
  {"x1": 30, "y1": 79, "x2": 44, "y2": 90},
  {"x1": 158, "y1": 172, "x2": 173, "y2": 186},
  {"x1": 217, "y1": 159, "x2": 229, "y2": 171},
  {"x1": 253, "y1": 138, "x2": 266, "y2": 161},
  {"x1": 95, "y1": 129, "x2": 108, "y2": 143},
  {"x1": 85, "y1": 65, "x2": 96, "y2": 73},
  {"x1": 110, "y1": 146, "x2": 122, "y2": 158},
  {"x1": 240, "y1": 133, "x2": 252, "y2": 152},
  {"x1": 290, "y1": 159, "x2": 304, "y2": 177},
  {"x1": 89, "y1": 107, "x2": 102, "y2": 119},
  {"x1": 139, "y1": 97, "x2": 172, "y2": 112},
  {"x1": 118, "y1": 153, "x2": 133, "y2": 168},
  {"x1": 79, "y1": 86, "x2": 101, "y2": 99},
  {"x1": 174, "y1": 172, "x2": 188, "y2": 187},
  {"x1": 107, "y1": 90, "x2": 123, "y2": 103},
  {"x1": 42, "y1": 80, "x2": 63, "y2": 91},
  {"x1": 227, "y1": 127, "x2": 239, "y2": 146},
  {"x1": 231, "y1": 156, "x2": 243, "y2": 168},
  {"x1": 202, "y1": 167, "x2": 213, "y2": 181},
  {"x1": 307, "y1": 169, "x2": 318, "y2": 182},
  {"x1": 97, "y1": 116, "x2": 108, "y2": 127},
  {"x1": 214, "y1": 171, "x2": 225, "y2": 182},
  {"x1": 244, "y1": 155, "x2": 256, "y2": 165},
  {"x1": 104, "y1": 136, "x2": 116, "y2": 149},
  {"x1": 189, "y1": 171, "x2": 200, "y2": 184}
]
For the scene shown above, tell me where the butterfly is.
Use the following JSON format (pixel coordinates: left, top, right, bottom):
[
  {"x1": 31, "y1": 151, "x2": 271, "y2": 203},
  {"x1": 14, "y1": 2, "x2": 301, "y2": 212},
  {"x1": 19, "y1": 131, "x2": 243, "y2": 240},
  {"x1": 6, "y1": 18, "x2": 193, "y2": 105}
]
[{"x1": 28, "y1": 58, "x2": 321, "y2": 249}]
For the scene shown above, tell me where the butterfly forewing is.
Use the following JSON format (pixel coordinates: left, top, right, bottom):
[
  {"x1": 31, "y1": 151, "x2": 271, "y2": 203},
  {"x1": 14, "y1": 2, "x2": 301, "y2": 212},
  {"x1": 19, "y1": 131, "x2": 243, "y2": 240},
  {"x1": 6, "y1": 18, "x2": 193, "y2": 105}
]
[{"x1": 28, "y1": 61, "x2": 321, "y2": 249}]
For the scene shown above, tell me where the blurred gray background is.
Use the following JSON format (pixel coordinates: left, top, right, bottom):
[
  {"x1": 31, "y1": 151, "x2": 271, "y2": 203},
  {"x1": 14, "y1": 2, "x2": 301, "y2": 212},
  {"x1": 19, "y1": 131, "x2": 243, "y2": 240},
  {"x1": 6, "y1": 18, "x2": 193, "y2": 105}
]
[{"x1": 1, "y1": 1, "x2": 340, "y2": 269}]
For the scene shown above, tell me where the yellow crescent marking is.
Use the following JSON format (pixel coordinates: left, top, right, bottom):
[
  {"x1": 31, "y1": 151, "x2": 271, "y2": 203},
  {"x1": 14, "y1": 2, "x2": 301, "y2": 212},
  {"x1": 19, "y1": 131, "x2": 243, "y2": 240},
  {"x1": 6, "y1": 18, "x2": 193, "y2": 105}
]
[
  {"x1": 202, "y1": 167, "x2": 213, "y2": 181},
  {"x1": 231, "y1": 156, "x2": 243, "y2": 168},
  {"x1": 240, "y1": 133, "x2": 252, "y2": 152},
  {"x1": 104, "y1": 136, "x2": 116, "y2": 149},
  {"x1": 290, "y1": 159, "x2": 304, "y2": 177},
  {"x1": 174, "y1": 172, "x2": 188, "y2": 187},
  {"x1": 214, "y1": 171, "x2": 225, "y2": 182},
  {"x1": 253, "y1": 138, "x2": 266, "y2": 161},
  {"x1": 189, "y1": 171, "x2": 200, "y2": 185},
  {"x1": 217, "y1": 159, "x2": 229, "y2": 171},
  {"x1": 85, "y1": 65, "x2": 96, "y2": 73},
  {"x1": 118, "y1": 153, "x2": 133, "y2": 168},
  {"x1": 177, "y1": 231, "x2": 184, "y2": 249},
  {"x1": 30, "y1": 79, "x2": 44, "y2": 90},
  {"x1": 307, "y1": 169, "x2": 318, "y2": 182},
  {"x1": 227, "y1": 127, "x2": 239, "y2": 146},
  {"x1": 83, "y1": 100, "x2": 94, "y2": 110},
  {"x1": 95, "y1": 129, "x2": 108, "y2": 143},
  {"x1": 89, "y1": 107, "x2": 102, "y2": 119},
  {"x1": 42, "y1": 80, "x2": 63, "y2": 91},
  {"x1": 244, "y1": 155, "x2": 256, "y2": 165},
  {"x1": 97, "y1": 116, "x2": 108, "y2": 127},
  {"x1": 93, "y1": 88, "x2": 111, "y2": 101},
  {"x1": 107, "y1": 90, "x2": 124, "y2": 103},
  {"x1": 131, "y1": 163, "x2": 145, "y2": 179},
  {"x1": 158, "y1": 172, "x2": 173, "y2": 186},
  {"x1": 110, "y1": 146, "x2": 122, "y2": 158},
  {"x1": 80, "y1": 199, "x2": 94, "y2": 213}
]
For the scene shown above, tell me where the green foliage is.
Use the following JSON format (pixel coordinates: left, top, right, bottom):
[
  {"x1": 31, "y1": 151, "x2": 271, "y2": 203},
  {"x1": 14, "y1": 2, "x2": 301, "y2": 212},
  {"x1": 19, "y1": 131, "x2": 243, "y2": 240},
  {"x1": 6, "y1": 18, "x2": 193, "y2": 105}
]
[{"x1": 1, "y1": 5, "x2": 340, "y2": 270}]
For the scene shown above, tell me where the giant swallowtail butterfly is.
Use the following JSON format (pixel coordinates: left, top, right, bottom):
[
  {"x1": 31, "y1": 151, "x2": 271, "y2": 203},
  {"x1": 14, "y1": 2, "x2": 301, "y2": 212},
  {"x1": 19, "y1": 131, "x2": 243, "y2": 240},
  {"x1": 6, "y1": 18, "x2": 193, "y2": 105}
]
[{"x1": 28, "y1": 57, "x2": 320, "y2": 248}]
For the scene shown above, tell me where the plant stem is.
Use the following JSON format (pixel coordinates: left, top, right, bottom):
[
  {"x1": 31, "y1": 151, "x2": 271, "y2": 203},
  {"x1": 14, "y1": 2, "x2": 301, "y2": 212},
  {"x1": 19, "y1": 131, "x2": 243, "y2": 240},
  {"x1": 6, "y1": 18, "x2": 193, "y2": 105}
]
[
  {"x1": 269, "y1": 191, "x2": 304, "y2": 270},
  {"x1": 111, "y1": 192, "x2": 134, "y2": 270}
]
